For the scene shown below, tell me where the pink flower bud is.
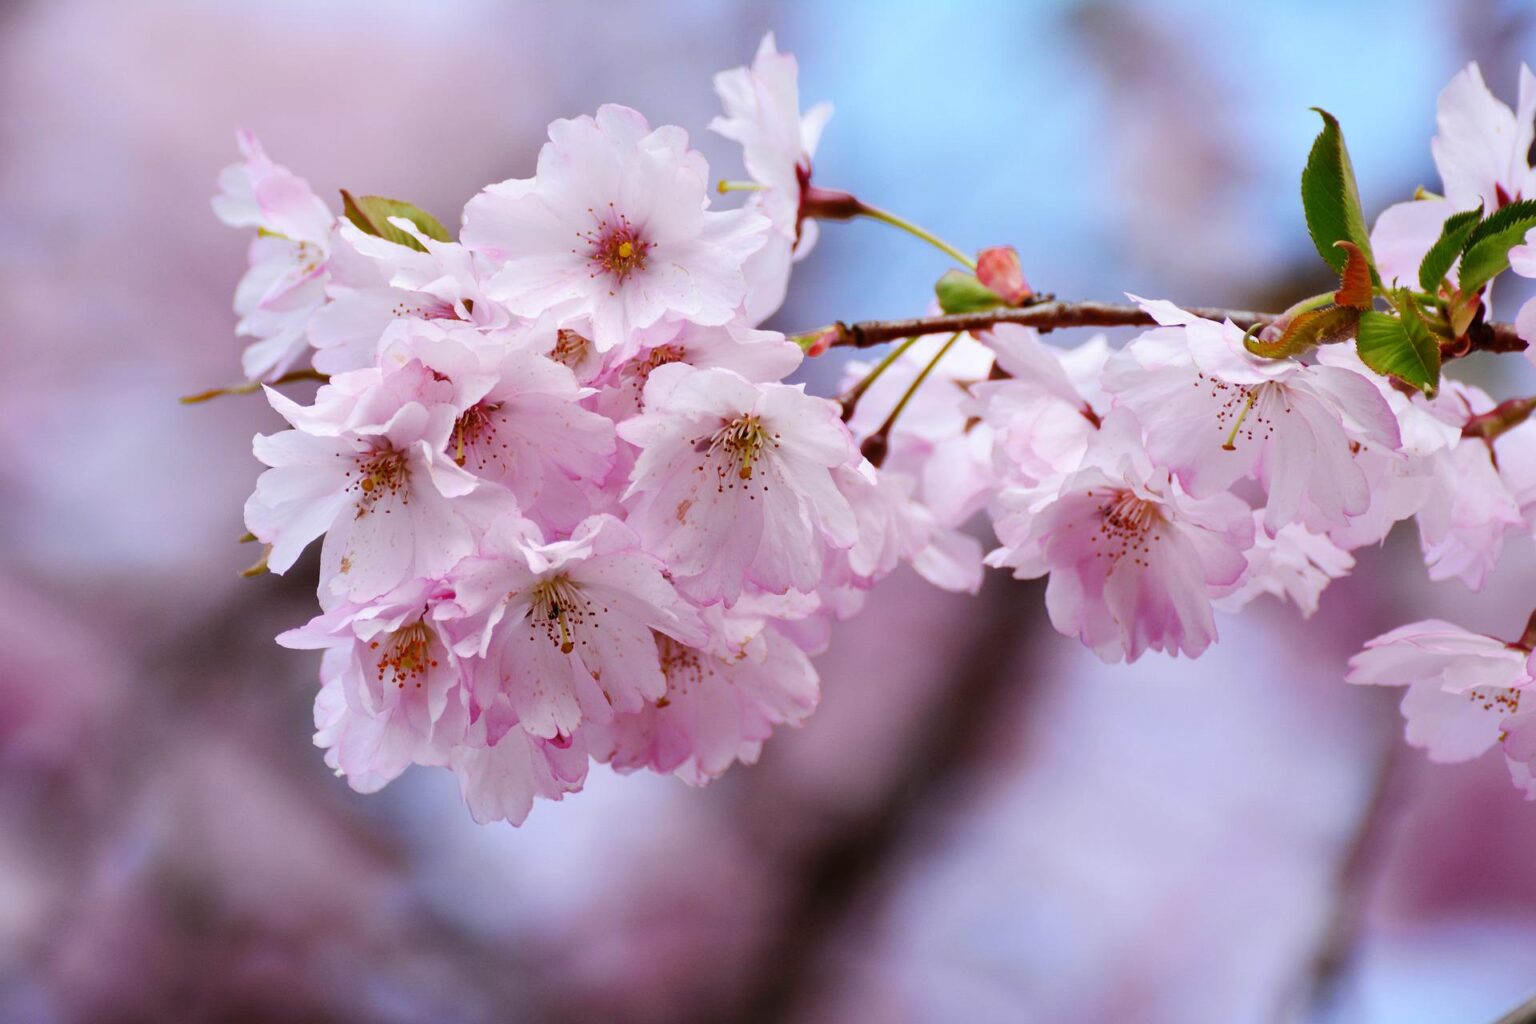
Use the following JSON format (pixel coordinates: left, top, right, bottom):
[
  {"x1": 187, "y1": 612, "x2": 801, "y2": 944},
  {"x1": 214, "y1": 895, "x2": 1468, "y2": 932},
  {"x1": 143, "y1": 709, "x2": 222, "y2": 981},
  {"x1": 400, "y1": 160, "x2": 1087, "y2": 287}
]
[
  {"x1": 795, "y1": 326, "x2": 838, "y2": 357},
  {"x1": 976, "y1": 245, "x2": 1031, "y2": 305}
]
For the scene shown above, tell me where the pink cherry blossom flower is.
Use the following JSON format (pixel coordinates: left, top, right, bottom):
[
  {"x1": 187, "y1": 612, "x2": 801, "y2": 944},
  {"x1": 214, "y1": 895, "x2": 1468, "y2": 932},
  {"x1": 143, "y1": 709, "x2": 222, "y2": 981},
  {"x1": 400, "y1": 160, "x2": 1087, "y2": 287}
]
[
  {"x1": 711, "y1": 33, "x2": 834, "y2": 321},
  {"x1": 968, "y1": 325, "x2": 1109, "y2": 487},
  {"x1": 1416, "y1": 438, "x2": 1524, "y2": 588},
  {"x1": 1214, "y1": 516, "x2": 1353, "y2": 618},
  {"x1": 1348, "y1": 619, "x2": 1534, "y2": 773},
  {"x1": 592, "y1": 611, "x2": 818, "y2": 785},
  {"x1": 832, "y1": 461, "x2": 985, "y2": 594},
  {"x1": 1409, "y1": 383, "x2": 1536, "y2": 589},
  {"x1": 1371, "y1": 62, "x2": 1536, "y2": 286},
  {"x1": 1314, "y1": 346, "x2": 1463, "y2": 550},
  {"x1": 244, "y1": 367, "x2": 479, "y2": 602},
  {"x1": 212, "y1": 130, "x2": 335, "y2": 379},
  {"x1": 595, "y1": 318, "x2": 804, "y2": 417},
  {"x1": 1103, "y1": 298, "x2": 1400, "y2": 534},
  {"x1": 986, "y1": 411, "x2": 1254, "y2": 663},
  {"x1": 462, "y1": 104, "x2": 768, "y2": 351},
  {"x1": 283, "y1": 577, "x2": 472, "y2": 794},
  {"x1": 451, "y1": 515, "x2": 704, "y2": 740},
  {"x1": 387, "y1": 325, "x2": 618, "y2": 531},
  {"x1": 308, "y1": 221, "x2": 510, "y2": 375},
  {"x1": 448, "y1": 723, "x2": 590, "y2": 825},
  {"x1": 620, "y1": 365, "x2": 859, "y2": 604}
]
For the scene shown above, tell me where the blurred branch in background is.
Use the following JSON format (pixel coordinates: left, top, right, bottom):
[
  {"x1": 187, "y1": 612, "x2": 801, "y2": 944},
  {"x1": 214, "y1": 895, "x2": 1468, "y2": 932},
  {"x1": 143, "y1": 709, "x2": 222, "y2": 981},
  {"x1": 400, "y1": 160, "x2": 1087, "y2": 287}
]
[
  {"x1": 1288, "y1": 698, "x2": 1407, "y2": 1024},
  {"x1": 728, "y1": 576, "x2": 1047, "y2": 1024}
]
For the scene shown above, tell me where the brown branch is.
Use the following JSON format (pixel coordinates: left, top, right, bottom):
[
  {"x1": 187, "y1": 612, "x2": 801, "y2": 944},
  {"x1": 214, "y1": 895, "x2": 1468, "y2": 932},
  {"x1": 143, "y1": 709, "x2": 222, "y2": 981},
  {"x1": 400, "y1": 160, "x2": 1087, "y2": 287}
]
[{"x1": 818, "y1": 300, "x2": 1525, "y2": 354}]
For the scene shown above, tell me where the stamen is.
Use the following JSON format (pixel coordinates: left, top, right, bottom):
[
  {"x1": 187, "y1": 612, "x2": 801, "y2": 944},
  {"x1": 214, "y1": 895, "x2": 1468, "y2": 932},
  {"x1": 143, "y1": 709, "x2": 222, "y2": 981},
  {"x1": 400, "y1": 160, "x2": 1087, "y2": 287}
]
[
  {"x1": 622, "y1": 344, "x2": 687, "y2": 388},
  {"x1": 1467, "y1": 686, "x2": 1522, "y2": 714},
  {"x1": 1090, "y1": 488, "x2": 1162, "y2": 574},
  {"x1": 551, "y1": 328, "x2": 592, "y2": 370},
  {"x1": 706, "y1": 414, "x2": 776, "y2": 481},
  {"x1": 1222, "y1": 390, "x2": 1260, "y2": 451},
  {"x1": 656, "y1": 635, "x2": 706, "y2": 705},
  {"x1": 530, "y1": 575, "x2": 594, "y2": 655},
  {"x1": 451, "y1": 401, "x2": 505, "y2": 468},
  {"x1": 346, "y1": 447, "x2": 410, "y2": 518},
  {"x1": 577, "y1": 206, "x2": 650, "y2": 283},
  {"x1": 371, "y1": 620, "x2": 438, "y2": 689}
]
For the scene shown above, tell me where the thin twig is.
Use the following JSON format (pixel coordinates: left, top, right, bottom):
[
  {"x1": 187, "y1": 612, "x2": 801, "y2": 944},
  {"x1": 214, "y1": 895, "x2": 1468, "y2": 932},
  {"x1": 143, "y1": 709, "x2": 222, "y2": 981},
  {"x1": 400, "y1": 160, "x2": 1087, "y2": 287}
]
[{"x1": 816, "y1": 300, "x2": 1525, "y2": 353}]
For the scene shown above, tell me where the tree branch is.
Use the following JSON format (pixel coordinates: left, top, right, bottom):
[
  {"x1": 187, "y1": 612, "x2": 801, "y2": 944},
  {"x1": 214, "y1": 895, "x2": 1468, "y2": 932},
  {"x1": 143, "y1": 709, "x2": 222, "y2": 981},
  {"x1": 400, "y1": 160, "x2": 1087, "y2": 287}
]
[{"x1": 817, "y1": 300, "x2": 1525, "y2": 354}]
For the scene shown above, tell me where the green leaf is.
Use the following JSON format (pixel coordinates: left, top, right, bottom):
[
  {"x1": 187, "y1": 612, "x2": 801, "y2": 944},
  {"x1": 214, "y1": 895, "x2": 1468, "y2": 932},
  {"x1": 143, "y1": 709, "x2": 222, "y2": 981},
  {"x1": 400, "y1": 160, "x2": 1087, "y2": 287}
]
[
  {"x1": 1300, "y1": 109, "x2": 1376, "y2": 279},
  {"x1": 1355, "y1": 308, "x2": 1440, "y2": 393},
  {"x1": 934, "y1": 269, "x2": 1003, "y2": 314},
  {"x1": 341, "y1": 191, "x2": 452, "y2": 252},
  {"x1": 1457, "y1": 198, "x2": 1536, "y2": 295},
  {"x1": 1417, "y1": 206, "x2": 1482, "y2": 291}
]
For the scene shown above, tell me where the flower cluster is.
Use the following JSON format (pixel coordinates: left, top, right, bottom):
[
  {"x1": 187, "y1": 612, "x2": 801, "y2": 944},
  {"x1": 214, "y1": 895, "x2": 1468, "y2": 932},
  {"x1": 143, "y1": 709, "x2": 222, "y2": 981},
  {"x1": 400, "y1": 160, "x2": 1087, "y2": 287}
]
[
  {"x1": 220, "y1": 36, "x2": 980, "y2": 824},
  {"x1": 216, "y1": 43, "x2": 1536, "y2": 819}
]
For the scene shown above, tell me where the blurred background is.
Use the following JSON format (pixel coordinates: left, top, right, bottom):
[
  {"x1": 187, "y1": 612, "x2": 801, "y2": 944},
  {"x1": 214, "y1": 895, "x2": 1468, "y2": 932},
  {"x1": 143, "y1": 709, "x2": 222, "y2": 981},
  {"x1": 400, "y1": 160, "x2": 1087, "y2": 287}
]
[{"x1": 4, "y1": 1, "x2": 1536, "y2": 1021}]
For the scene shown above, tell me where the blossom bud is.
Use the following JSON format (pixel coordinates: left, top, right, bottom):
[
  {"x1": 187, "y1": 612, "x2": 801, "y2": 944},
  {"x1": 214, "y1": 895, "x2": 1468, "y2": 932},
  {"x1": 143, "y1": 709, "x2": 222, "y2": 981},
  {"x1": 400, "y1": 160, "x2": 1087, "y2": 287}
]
[
  {"x1": 976, "y1": 245, "x2": 1032, "y2": 306},
  {"x1": 792, "y1": 326, "x2": 839, "y2": 357}
]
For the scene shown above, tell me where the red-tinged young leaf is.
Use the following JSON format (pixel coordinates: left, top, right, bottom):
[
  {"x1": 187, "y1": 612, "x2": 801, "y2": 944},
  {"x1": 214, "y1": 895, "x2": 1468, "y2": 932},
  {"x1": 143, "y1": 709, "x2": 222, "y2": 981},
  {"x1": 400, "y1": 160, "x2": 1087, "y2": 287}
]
[
  {"x1": 1244, "y1": 304, "x2": 1358, "y2": 359},
  {"x1": 1333, "y1": 240, "x2": 1373, "y2": 309},
  {"x1": 1449, "y1": 290, "x2": 1482, "y2": 338}
]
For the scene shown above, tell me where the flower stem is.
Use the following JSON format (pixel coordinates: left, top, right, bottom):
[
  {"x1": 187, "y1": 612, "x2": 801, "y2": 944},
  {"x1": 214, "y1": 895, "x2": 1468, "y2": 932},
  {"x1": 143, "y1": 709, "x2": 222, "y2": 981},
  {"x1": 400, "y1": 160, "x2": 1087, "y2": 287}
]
[
  {"x1": 1463, "y1": 394, "x2": 1536, "y2": 443},
  {"x1": 181, "y1": 368, "x2": 329, "y2": 405},
  {"x1": 860, "y1": 332, "x2": 963, "y2": 466},
  {"x1": 840, "y1": 335, "x2": 920, "y2": 422},
  {"x1": 857, "y1": 205, "x2": 976, "y2": 270}
]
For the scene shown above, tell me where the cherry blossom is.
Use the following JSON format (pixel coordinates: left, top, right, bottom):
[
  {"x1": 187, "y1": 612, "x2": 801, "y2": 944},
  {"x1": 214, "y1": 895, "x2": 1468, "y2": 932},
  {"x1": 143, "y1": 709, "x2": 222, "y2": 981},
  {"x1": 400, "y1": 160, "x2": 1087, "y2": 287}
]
[
  {"x1": 987, "y1": 412, "x2": 1254, "y2": 663},
  {"x1": 592, "y1": 611, "x2": 818, "y2": 784},
  {"x1": 833, "y1": 461, "x2": 985, "y2": 594},
  {"x1": 448, "y1": 725, "x2": 590, "y2": 825},
  {"x1": 244, "y1": 367, "x2": 479, "y2": 601},
  {"x1": 968, "y1": 325, "x2": 1109, "y2": 488},
  {"x1": 462, "y1": 104, "x2": 768, "y2": 351},
  {"x1": 620, "y1": 365, "x2": 858, "y2": 604},
  {"x1": 308, "y1": 221, "x2": 510, "y2": 375},
  {"x1": 1215, "y1": 517, "x2": 1353, "y2": 618},
  {"x1": 284, "y1": 577, "x2": 471, "y2": 794},
  {"x1": 711, "y1": 32, "x2": 833, "y2": 320},
  {"x1": 1314, "y1": 346, "x2": 1462, "y2": 551},
  {"x1": 451, "y1": 515, "x2": 704, "y2": 740},
  {"x1": 1103, "y1": 298, "x2": 1400, "y2": 534},
  {"x1": 212, "y1": 130, "x2": 335, "y2": 379},
  {"x1": 1371, "y1": 62, "x2": 1536, "y2": 286},
  {"x1": 389, "y1": 326, "x2": 618, "y2": 531},
  {"x1": 843, "y1": 331, "x2": 1000, "y2": 529},
  {"x1": 1348, "y1": 619, "x2": 1536, "y2": 789}
]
